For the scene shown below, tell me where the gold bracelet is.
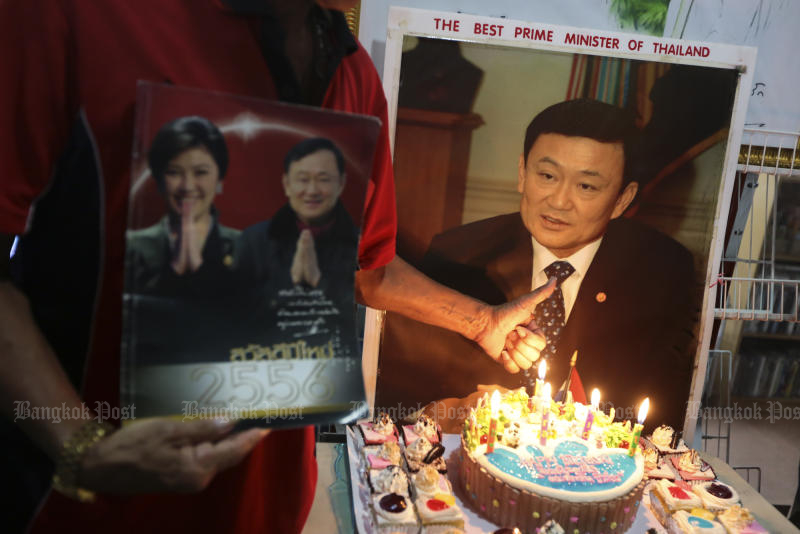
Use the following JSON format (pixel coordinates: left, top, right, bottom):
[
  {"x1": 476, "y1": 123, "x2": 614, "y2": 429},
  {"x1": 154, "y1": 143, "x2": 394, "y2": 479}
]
[{"x1": 52, "y1": 420, "x2": 114, "y2": 503}]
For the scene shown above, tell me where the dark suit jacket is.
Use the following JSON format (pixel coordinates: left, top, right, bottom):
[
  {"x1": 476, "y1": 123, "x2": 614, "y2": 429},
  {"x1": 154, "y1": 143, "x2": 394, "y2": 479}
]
[
  {"x1": 234, "y1": 201, "x2": 361, "y2": 358},
  {"x1": 237, "y1": 201, "x2": 359, "y2": 304},
  {"x1": 123, "y1": 216, "x2": 244, "y2": 365},
  {"x1": 376, "y1": 213, "x2": 698, "y2": 430},
  {"x1": 125, "y1": 216, "x2": 240, "y2": 298}
]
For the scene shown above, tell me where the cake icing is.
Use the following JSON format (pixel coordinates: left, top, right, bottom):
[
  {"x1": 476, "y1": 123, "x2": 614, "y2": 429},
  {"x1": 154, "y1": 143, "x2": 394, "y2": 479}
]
[
  {"x1": 671, "y1": 510, "x2": 726, "y2": 533},
  {"x1": 371, "y1": 465, "x2": 409, "y2": 495},
  {"x1": 472, "y1": 437, "x2": 644, "y2": 502},
  {"x1": 692, "y1": 481, "x2": 739, "y2": 510},
  {"x1": 406, "y1": 436, "x2": 432, "y2": 462},
  {"x1": 459, "y1": 388, "x2": 646, "y2": 532}
]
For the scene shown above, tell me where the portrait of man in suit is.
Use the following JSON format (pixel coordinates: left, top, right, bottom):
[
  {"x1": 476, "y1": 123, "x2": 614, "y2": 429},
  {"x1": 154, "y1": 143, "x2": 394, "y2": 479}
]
[{"x1": 377, "y1": 99, "x2": 697, "y2": 430}]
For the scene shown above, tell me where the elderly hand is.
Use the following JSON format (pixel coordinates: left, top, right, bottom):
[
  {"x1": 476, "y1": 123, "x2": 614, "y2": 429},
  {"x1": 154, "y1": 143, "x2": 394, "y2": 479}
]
[
  {"x1": 473, "y1": 278, "x2": 555, "y2": 373},
  {"x1": 290, "y1": 229, "x2": 321, "y2": 287},
  {"x1": 78, "y1": 418, "x2": 269, "y2": 494}
]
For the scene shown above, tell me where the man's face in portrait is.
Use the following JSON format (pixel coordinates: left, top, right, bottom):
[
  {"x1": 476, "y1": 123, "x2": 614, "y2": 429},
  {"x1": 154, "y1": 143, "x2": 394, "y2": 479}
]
[
  {"x1": 517, "y1": 133, "x2": 638, "y2": 258},
  {"x1": 283, "y1": 149, "x2": 345, "y2": 225}
]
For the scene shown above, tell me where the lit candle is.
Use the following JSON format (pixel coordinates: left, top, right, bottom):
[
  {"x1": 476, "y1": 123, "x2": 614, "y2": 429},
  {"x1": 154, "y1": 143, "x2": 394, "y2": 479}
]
[
  {"x1": 582, "y1": 388, "x2": 600, "y2": 440},
  {"x1": 628, "y1": 398, "x2": 649, "y2": 457},
  {"x1": 540, "y1": 383, "x2": 551, "y2": 446},
  {"x1": 534, "y1": 361, "x2": 546, "y2": 398},
  {"x1": 487, "y1": 390, "x2": 500, "y2": 453}
]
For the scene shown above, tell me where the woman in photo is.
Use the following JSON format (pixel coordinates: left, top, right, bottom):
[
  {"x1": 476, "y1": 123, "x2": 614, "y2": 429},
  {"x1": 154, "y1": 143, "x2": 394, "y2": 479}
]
[{"x1": 126, "y1": 115, "x2": 239, "y2": 297}]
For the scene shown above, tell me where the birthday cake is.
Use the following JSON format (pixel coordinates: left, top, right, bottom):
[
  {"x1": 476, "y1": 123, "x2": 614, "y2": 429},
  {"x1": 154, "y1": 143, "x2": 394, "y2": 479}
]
[{"x1": 458, "y1": 389, "x2": 646, "y2": 533}]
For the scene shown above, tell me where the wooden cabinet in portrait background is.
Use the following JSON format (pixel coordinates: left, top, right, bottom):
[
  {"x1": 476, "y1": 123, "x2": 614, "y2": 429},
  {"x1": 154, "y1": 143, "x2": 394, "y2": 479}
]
[{"x1": 392, "y1": 107, "x2": 483, "y2": 265}]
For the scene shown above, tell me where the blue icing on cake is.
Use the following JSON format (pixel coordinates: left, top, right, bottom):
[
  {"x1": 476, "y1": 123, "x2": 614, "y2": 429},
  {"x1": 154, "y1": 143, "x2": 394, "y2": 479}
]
[
  {"x1": 688, "y1": 516, "x2": 715, "y2": 529},
  {"x1": 525, "y1": 445, "x2": 544, "y2": 457},
  {"x1": 487, "y1": 449, "x2": 536, "y2": 480},
  {"x1": 486, "y1": 442, "x2": 638, "y2": 493}
]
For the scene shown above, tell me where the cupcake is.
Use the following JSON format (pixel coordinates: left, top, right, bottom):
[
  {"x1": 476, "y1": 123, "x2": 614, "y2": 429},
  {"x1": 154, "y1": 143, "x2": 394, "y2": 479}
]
[
  {"x1": 716, "y1": 505, "x2": 768, "y2": 534},
  {"x1": 643, "y1": 447, "x2": 676, "y2": 480},
  {"x1": 371, "y1": 492, "x2": 419, "y2": 533},
  {"x1": 691, "y1": 481, "x2": 739, "y2": 513},
  {"x1": 369, "y1": 465, "x2": 410, "y2": 496},
  {"x1": 647, "y1": 425, "x2": 689, "y2": 459},
  {"x1": 668, "y1": 510, "x2": 726, "y2": 533},
  {"x1": 412, "y1": 465, "x2": 453, "y2": 497},
  {"x1": 403, "y1": 413, "x2": 441, "y2": 445},
  {"x1": 414, "y1": 492, "x2": 464, "y2": 532},
  {"x1": 363, "y1": 441, "x2": 403, "y2": 470},
  {"x1": 405, "y1": 437, "x2": 446, "y2": 473},
  {"x1": 670, "y1": 450, "x2": 715, "y2": 485},
  {"x1": 359, "y1": 412, "x2": 399, "y2": 445},
  {"x1": 650, "y1": 479, "x2": 703, "y2": 523}
]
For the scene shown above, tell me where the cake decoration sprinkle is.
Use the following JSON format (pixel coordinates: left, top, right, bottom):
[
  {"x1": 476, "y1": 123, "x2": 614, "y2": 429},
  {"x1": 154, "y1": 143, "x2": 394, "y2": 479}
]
[
  {"x1": 533, "y1": 511, "x2": 540, "y2": 518},
  {"x1": 610, "y1": 522, "x2": 617, "y2": 529},
  {"x1": 570, "y1": 516, "x2": 578, "y2": 522},
  {"x1": 492, "y1": 499, "x2": 499, "y2": 507}
]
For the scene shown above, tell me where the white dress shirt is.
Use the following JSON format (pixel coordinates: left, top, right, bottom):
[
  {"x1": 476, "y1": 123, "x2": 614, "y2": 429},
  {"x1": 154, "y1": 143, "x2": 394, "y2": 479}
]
[{"x1": 530, "y1": 236, "x2": 603, "y2": 321}]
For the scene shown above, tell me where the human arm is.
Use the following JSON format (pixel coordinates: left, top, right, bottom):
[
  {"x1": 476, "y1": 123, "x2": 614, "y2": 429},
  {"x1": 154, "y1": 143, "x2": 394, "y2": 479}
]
[
  {"x1": 355, "y1": 254, "x2": 554, "y2": 373},
  {"x1": 0, "y1": 233, "x2": 267, "y2": 494}
]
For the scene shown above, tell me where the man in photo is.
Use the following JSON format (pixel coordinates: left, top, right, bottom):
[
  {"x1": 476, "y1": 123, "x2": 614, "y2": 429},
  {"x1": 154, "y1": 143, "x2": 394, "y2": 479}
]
[
  {"x1": 238, "y1": 137, "x2": 358, "y2": 297},
  {"x1": 379, "y1": 98, "x2": 697, "y2": 430}
]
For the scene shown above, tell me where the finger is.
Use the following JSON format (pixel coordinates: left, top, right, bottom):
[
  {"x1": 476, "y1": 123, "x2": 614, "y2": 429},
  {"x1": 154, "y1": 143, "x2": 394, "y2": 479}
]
[
  {"x1": 506, "y1": 345, "x2": 534, "y2": 371},
  {"x1": 504, "y1": 330, "x2": 520, "y2": 352},
  {"x1": 501, "y1": 351, "x2": 521, "y2": 374},
  {"x1": 180, "y1": 199, "x2": 193, "y2": 228},
  {"x1": 163, "y1": 418, "x2": 236, "y2": 446},
  {"x1": 197, "y1": 428, "x2": 269, "y2": 472},
  {"x1": 515, "y1": 327, "x2": 546, "y2": 351},
  {"x1": 515, "y1": 277, "x2": 558, "y2": 314}
]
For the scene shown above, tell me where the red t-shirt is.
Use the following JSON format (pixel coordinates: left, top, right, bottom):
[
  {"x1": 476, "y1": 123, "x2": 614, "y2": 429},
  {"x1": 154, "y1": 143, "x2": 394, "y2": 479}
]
[{"x1": 0, "y1": 1, "x2": 396, "y2": 533}]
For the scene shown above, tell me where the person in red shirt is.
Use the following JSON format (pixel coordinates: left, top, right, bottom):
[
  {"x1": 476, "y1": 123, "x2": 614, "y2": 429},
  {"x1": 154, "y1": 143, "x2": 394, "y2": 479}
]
[{"x1": 0, "y1": 1, "x2": 553, "y2": 533}]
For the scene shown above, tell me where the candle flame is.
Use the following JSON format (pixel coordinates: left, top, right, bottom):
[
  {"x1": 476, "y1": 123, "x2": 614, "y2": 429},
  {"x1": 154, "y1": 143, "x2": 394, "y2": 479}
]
[
  {"x1": 538, "y1": 360, "x2": 547, "y2": 380},
  {"x1": 591, "y1": 388, "x2": 600, "y2": 410},
  {"x1": 490, "y1": 390, "x2": 500, "y2": 417},
  {"x1": 637, "y1": 398, "x2": 650, "y2": 424},
  {"x1": 542, "y1": 382, "x2": 551, "y2": 400}
]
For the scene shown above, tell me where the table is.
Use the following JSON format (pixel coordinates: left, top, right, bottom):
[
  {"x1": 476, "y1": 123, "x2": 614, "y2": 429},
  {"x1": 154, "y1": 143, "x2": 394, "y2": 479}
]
[{"x1": 700, "y1": 451, "x2": 799, "y2": 533}]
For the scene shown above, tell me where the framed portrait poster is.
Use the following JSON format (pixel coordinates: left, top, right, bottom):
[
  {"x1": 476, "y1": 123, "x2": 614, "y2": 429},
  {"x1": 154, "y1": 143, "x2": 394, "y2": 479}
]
[{"x1": 366, "y1": 7, "x2": 756, "y2": 443}]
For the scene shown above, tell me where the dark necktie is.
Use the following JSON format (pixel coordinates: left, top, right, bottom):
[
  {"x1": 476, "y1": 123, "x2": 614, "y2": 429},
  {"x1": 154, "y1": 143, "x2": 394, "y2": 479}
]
[{"x1": 534, "y1": 261, "x2": 575, "y2": 360}]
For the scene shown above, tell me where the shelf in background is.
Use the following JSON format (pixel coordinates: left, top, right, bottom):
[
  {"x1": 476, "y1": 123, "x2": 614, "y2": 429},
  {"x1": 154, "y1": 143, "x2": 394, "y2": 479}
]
[{"x1": 741, "y1": 332, "x2": 800, "y2": 341}]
